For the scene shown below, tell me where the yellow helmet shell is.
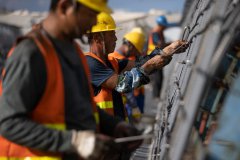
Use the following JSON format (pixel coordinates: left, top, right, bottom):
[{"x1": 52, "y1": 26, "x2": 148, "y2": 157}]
[
  {"x1": 124, "y1": 27, "x2": 145, "y2": 52},
  {"x1": 77, "y1": 0, "x2": 112, "y2": 13},
  {"x1": 91, "y1": 12, "x2": 117, "y2": 33}
]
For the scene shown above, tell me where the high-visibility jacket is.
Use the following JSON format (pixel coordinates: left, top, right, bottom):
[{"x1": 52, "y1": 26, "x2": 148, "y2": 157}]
[
  {"x1": 147, "y1": 31, "x2": 156, "y2": 55},
  {"x1": 85, "y1": 52, "x2": 119, "y2": 116},
  {"x1": 0, "y1": 30, "x2": 99, "y2": 160},
  {"x1": 147, "y1": 30, "x2": 167, "y2": 55}
]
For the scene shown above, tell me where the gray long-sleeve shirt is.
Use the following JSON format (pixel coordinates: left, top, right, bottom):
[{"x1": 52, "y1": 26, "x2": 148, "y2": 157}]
[{"x1": 0, "y1": 34, "x2": 119, "y2": 159}]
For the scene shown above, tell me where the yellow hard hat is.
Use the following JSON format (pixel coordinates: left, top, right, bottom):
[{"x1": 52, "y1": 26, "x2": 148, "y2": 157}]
[
  {"x1": 124, "y1": 27, "x2": 145, "y2": 52},
  {"x1": 91, "y1": 12, "x2": 117, "y2": 33},
  {"x1": 77, "y1": 0, "x2": 112, "y2": 13}
]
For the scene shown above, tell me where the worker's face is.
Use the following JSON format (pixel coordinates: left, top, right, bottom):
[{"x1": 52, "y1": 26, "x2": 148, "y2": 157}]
[
  {"x1": 102, "y1": 31, "x2": 117, "y2": 54},
  {"x1": 63, "y1": 3, "x2": 98, "y2": 39},
  {"x1": 126, "y1": 43, "x2": 141, "y2": 57}
]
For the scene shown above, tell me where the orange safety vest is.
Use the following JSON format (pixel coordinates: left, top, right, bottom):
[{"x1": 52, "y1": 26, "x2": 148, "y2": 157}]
[
  {"x1": 147, "y1": 30, "x2": 166, "y2": 55},
  {"x1": 0, "y1": 30, "x2": 99, "y2": 160},
  {"x1": 85, "y1": 52, "x2": 119, "y2": 116},
  {"x1": 108, "y1": 51, "x2": 128, "y2": 107},
  {"x1": 108, "y1": 51, "x2": 125, "y2": 60},
  {"x1": 147, "y1": 31, "x2": 156, "y2": 55},
  {"x1": 108, "y1": 51, "x2": 135, "y2": 61}
]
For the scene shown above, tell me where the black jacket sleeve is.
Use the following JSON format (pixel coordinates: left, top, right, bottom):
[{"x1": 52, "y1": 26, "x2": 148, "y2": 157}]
[
  {"x1": 98, "y1": 107, "x2": 122, "y2": 136},
  {"x1": 0, "y1": 39, "x2": 72, "y2": 152}
]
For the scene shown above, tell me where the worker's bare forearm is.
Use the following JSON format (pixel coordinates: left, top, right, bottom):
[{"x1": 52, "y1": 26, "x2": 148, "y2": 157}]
[
  {"x1": 121, "y1": 60, "x2": 135, "y2": 73},
  {"x1": 140, "y1": 55, "x2": 166, "y2": 75},
  {"x1": 0, "y1": 116, "x2": 73, "y2": 152},
  {"x1": 102, "y1": 73, "x2": 119, "y2": 89}
]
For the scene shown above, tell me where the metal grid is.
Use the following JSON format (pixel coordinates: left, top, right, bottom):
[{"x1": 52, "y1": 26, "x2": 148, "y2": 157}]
[{"x1": 146, "y1": 0, "x2": 240, "y2": 160}]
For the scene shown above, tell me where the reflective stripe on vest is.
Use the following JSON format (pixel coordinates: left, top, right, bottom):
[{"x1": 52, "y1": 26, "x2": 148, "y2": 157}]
[
  {"x1": 94, "y1": 112, "x2": 99, "y2": 124},
  {"x1": 44, "y1": 124, "x2": 66, "y2": 131},
  {"x1": 85, "y1": 52, "x2": 117, "y2": 116},
  {"x1": 97, "y1": 101, "x2": 113, "y2": 109}
]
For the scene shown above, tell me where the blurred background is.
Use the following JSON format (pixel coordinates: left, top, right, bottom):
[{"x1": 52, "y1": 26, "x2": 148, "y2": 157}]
[
  {"x1": 1, "y1": 1, "x2": 240, "y2": 160},
  {"x1": 0, "y1": 0, "x2": 184, "y2": 54}
]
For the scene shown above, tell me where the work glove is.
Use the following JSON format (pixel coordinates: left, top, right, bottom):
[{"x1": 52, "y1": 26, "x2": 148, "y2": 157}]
[
  {"x1": 114, "y1": 122, "x2": 142, "y2": 152},
  {"x1": 71, "y1": 130, "x2": 114, "y2": 160}
]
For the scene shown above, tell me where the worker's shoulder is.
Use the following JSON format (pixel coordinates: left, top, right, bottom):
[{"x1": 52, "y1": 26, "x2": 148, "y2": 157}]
[
  {"x1": 11, "y1": 38, "x2": 42, "y2": 61},
  {"x1": 85, "y1": 54, "x2": 103, "y2": 65},
  {"x1": 85, "y1": 55, "x2": 110, "y2": 72}
]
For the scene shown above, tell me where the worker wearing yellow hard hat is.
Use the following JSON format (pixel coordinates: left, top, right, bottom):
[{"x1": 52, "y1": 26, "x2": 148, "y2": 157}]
[
  {"x1": 86, "y1": 12, "x2": 127, "y2": 119},
  {"x1": 86, "y1": 12, "x2": 146, "y2": 159},
  {"x1": 85, "y1": 11, "x2": 188, "y2": 144},
  {"x1": 123, "y1": 27, "x2": 145, "y2": 54},
  {"x1": 91, "y1": 12, "x2": 117, "y2": 32},
  {"x1": 0, "y1": 0, "x2": 155, "y2": 160},
  {"x1": 108, "y1": 27, "x2": 146, "y2": 123}
]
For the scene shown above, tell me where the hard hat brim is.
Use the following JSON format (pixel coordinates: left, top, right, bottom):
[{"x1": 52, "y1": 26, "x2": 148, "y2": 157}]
[
  {"x1": 90, "y1": 27, "x2": 121, "y2": 33},
  {"x1": 77, "y1": 0, "x2": 112, "y2": 13}
]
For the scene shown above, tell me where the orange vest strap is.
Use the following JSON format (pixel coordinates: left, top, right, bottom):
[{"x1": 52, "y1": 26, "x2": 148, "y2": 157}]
[
  {"x1": 147, "y1": 32, "x2": 155, "y2": 54},
  {"x1": 27, "y1": 30, "x2": 65, "y2": 124},
  {"x1": 85, "y1": 52, "x2": 107, "y2": 67},
  {"x1": 0, "y1": 30, "x2": 65, "y2": 158},
  {"x1": 85, "y1": 52, "x2": 115, "y2": 116},
  {"x1": 108, "y1": 51, "x2": 125, "y2": 60}
]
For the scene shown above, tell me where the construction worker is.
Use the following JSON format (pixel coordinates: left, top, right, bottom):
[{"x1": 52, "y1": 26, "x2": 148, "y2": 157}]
[
  {"x1": 0, "y1": 0, "x2": 141, "y2": 160},
  {"x1": 147, "y1": 15, "x2": 173, "y2": 99},
  {"x1": 108, "y1": 27, "x2": 146, "y2": 121},
  {"x1": 86, "y1": 12, "x2": 188, "y2": 121}
]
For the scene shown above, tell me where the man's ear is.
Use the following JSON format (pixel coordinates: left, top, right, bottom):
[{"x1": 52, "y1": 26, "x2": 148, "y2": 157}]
[{"x1": 56, "y1": 0, "x2": 73, "y2": 15}]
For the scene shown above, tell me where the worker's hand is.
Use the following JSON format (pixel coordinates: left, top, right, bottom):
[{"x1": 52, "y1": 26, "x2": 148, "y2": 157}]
[
  {"x1": 71, "y1": 131, "x2": 114, "y2": 160},
  {"x1": 114, "y1": 122, "x2": 142, "y2": 152},
  {"x1": 163, "y1": 40, "x2": 189, "y2": 56}
]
